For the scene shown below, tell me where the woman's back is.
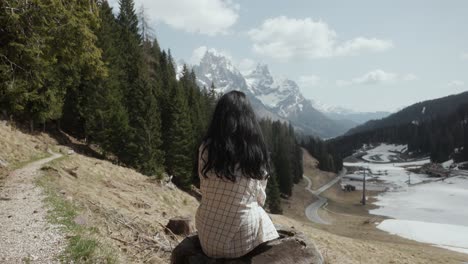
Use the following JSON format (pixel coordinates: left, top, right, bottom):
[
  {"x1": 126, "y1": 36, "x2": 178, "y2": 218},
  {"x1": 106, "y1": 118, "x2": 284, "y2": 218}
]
[
  {"x1": 196, "y1": 144, "x2": 278, "y2": 258},
  {"x1": 194, "y1": 91, "x2": 279, "y2": 258}
]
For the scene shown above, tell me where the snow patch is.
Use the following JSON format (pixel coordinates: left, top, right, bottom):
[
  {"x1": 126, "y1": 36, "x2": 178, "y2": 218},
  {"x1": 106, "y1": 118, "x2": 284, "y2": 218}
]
[
  {"x1": 377, "y1": 219, "x2": 468, "y2": 254},
  {"x1": 361, "y1": 143, "x2": 408, "y2": 163}
]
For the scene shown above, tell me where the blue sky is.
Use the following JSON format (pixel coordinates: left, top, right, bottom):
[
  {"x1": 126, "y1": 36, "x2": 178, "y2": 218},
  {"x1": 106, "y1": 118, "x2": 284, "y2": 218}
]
[{"x1": 109, "y1": 0, "x2": 468, "y2": 112}]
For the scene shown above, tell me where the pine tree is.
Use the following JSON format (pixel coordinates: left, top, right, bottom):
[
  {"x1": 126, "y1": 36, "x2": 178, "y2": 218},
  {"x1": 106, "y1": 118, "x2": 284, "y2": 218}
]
[
  {"x1": 165, "y1": 87, "x2": 194, "y2": 189},
  {"x1": 1, "y1": 0, "x2": 104, "y2": 131},
  {"x1": 78, "y1": 1, "x2": 129, "y2": 158},
  {"x1": 125, "y1": 78, "x2": 164, "y2": 174},
  {"x1": 116, "y1": 0, "x2": 142, "y2": 101},
  {"x1": 265, "y1": 173, "x2": 282, "y2": 214}
]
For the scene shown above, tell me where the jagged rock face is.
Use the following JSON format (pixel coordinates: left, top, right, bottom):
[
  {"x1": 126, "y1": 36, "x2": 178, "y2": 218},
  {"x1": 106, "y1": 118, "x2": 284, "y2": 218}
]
[
  {"x1": 193, "y1": 51, "x2": 249, "y2": 93},
  {"x1": 191, "y1": 50, "x2": 348, "y2": 138},
  {"x1": 192, "y1": 51, "x2": 286, "y2": 123},
  {"x1": 245, "y1": 64, "x2": 348, "y2": 137}
]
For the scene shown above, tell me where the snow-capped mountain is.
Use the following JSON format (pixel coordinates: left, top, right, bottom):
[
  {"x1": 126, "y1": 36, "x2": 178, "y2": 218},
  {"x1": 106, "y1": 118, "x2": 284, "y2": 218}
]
[
  {"x1": 191, "y1": 50, "x2": 350, "y2": 137},
  {"x1": 243, "y1": 63, "x2": 350, "y2": 137},
  {"x1": 192, "y1": 49, "x2": 247, "y2": 93},
  {"x1": 311, "y1": 100, "x2": 390, "y2": 125},
  {"x1": 192, "y1": 50, "x2": 287, "y2": 122}
]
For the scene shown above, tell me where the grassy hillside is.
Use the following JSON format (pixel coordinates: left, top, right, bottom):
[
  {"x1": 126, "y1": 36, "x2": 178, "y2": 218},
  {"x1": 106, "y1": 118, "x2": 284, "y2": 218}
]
[{"x1": 1, "y1": 122, "x2": 467, "y2": 263}]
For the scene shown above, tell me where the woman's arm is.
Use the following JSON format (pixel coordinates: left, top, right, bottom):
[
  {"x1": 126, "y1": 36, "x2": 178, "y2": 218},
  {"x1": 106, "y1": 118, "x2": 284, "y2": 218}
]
[{"x1": 257, "y1": 179, "x2": 268, "y2": 207}]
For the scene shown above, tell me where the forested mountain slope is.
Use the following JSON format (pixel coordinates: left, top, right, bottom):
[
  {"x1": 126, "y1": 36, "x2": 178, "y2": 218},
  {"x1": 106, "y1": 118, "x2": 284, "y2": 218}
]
[
  {"x1": 346, "y1": 91, "x2": 468, "y2": 135},
  {"x1": 0, "y1": 0, "x2": 306, "y2": 214},
  {"x1": 332, "y1": 101, "x2": 468, "y2": 163}
]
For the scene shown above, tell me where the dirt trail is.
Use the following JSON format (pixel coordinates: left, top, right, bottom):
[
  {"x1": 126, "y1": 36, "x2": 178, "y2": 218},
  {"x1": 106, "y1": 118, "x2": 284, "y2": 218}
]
[{"x1": 0, "y1": 151, "x2": 65, "y2": 263}]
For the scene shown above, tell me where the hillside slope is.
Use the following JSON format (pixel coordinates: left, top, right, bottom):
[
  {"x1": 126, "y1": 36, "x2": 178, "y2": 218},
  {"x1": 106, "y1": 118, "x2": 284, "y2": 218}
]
[
  {"x1": 346, "y1": 91, "x2": 468, "y2": 135},
  {"x1": 1, "y1": 122, "x2": 467, "y2": 263}
]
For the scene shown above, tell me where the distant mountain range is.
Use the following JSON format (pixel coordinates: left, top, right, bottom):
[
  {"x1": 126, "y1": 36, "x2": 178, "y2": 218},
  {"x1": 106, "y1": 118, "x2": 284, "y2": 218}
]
[
  {"x1": 184, "y1": 49, "x2": 390, "y2": 138},
  {"x1": 346, "y1": 91, "x2": 468, "y2": 136}
]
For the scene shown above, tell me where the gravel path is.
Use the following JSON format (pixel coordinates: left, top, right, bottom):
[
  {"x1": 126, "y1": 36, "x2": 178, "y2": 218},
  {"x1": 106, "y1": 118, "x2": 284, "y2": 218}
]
[{"x1": 0, "y1": 151, "x2": 64, "y2": 263}]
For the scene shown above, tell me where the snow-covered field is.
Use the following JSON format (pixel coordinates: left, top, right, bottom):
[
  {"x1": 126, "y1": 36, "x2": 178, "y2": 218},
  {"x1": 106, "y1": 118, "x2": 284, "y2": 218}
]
[
  {"x1": 345, "y1": 143, "x2": 468, "y2": 255},
  {"x1": 361, "y1": 143, "x2": 407, "y2": 163},
  {"x1": 378, "y1": 219, "x2": 468, "y2": 254}
]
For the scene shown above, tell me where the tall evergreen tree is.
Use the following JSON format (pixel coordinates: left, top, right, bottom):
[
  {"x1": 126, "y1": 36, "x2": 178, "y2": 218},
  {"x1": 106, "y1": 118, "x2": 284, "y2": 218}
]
[
  {"x1": 1, "y1": 0, "x2": 104, "y2": 131},
  {"x1": 165, "y1": 87, "x2": 194, "y2": 189},
  {"x1": 265, "y1": 172, "x2": 282, "y2": 214}
]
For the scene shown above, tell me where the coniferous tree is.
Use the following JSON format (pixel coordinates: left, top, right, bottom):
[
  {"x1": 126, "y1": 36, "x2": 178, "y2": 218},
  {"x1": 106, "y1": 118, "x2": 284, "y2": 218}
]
[
  {"x1": 0, "y1": 0, "x2": 308, "y2": 199},
  {"x1": 1, "y1": 0, "x2": 104, "y2": 131},
  {"x1": 265, "y1": 171, "x2": 283, "y2": 214},
  {"x1": 165, "y1": 87, "x2": 194, "y2": 189},
  {"x1": 82, "y1": 1, "x2": 129, "y2": 157}
]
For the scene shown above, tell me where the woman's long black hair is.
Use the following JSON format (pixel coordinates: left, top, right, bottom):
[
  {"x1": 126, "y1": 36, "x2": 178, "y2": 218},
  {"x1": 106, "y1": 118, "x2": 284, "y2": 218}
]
[{"x1": 200, "y1": 90, "x2": 270, "y2": 181}]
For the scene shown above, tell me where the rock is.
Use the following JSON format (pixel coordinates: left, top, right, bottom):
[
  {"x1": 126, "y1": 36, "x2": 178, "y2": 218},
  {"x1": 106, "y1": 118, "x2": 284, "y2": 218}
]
[
  {"x1": 171, "y1": 227, "x2": 323, "y2": 264},
  {"x1": 166, "y1": 217, "x2": 194, "y2": 236}
]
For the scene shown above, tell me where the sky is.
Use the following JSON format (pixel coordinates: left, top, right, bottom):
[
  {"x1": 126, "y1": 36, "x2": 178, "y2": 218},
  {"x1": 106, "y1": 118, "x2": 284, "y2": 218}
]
[{"x1": 108, "y1": 0, "x2": 468, "y2": 112}]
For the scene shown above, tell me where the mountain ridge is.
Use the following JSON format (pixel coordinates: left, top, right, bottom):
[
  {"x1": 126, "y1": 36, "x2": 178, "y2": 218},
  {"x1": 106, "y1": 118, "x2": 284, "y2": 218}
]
[
  {"x1": 191, "y1": 50, "x2": 352, "y2": 138},
  {"x1": 346, "y1": 91, "x2": 468, "y2": 135}
]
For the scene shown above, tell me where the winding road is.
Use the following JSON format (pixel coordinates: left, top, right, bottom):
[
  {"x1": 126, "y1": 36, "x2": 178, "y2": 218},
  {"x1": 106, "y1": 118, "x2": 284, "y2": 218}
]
[{"x1": 304, "y1": 168, "x2": 347, "y2": 225}]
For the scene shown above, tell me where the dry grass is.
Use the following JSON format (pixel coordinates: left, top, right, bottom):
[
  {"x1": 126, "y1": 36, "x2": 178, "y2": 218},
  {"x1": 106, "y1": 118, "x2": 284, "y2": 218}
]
[
  {"x1": 43, "y1": 152, "x2": 199, "y2": 263},
  {"x1": 302, "y1": 147, "x2": 337, "y2": 190},
  {"x1": 0, "y1": 121, "x2": 56, "y2": 180},
  {"x1": 3, "y1": 122, "x2": 467, "y2": 263}
]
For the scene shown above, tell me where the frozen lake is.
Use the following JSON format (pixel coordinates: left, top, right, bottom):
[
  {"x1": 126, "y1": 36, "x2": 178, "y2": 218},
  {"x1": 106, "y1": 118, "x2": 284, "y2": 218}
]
[{"x1": 344, "y1": 143, "x2": 468, "y2": 255}]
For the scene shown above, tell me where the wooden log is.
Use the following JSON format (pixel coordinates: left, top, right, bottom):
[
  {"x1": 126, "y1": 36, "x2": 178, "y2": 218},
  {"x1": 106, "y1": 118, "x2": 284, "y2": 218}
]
[
  {"x1": 166, "y1": 217, "x2": 194, "y2": 236},
  {"x1": 171, "y1": 227, "x2": 323, "y2": 264}
]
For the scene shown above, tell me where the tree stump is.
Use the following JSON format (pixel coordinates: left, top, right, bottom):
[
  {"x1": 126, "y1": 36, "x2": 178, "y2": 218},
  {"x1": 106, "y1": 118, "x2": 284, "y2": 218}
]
[
  {"x1": 166, "y1": 217, "x2": 194, "y2": 236},
  {"x1": 171, "y1": 226, "x2": 323, "y2": 264}
]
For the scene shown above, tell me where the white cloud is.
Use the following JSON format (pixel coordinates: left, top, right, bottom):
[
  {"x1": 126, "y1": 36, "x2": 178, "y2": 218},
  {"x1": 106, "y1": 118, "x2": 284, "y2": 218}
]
[
  {"x1": 461, "y1": 52, "x2": 468, "y2": 60},
  {"x1": 190, "y1": 46, "x2": 208, "y2": 64},
  {"x1": 237, "y1": 58, "x2": 256, "y2": 74},
  {"x1": 335, "y1": 37, "x2": 394, "y2": 56},
  {"x1": 131, "y1": 0, "x2": 239, "y2": 35},
  {"x1": 247, "y1": 16, "x2": 393, "y2": 59},
  {"x1": 189, "y1": 46, "x2": 234, "y2": 64},
  {"x1": 337, "y1": 70, "x2": 416, "y2": 86},
  {"x1": 297, "y1": 75, "x2": 320, "y2": 88},
  {"x1": 448, "y1": 80, "x2": 464, "y2": 86},
  {"x1": 402, "y1": 73, "x2": 418, "y2": 81}
]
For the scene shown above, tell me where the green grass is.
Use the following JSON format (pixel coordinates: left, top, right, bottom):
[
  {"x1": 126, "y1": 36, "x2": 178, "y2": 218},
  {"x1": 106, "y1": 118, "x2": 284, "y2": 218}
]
[{"x1": 37, "y1": 173, "x2": 117, "y2": 264}]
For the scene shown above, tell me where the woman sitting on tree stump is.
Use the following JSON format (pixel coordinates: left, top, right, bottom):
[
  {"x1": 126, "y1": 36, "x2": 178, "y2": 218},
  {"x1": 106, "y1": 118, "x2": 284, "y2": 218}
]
[{"x1": 196, "y1": 90, "x2": 279, "y2": 258}]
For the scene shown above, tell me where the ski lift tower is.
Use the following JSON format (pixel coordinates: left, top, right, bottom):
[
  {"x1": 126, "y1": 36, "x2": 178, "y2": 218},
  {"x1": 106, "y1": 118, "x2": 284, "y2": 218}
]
[{"x1": 361, "y1": 166, "x2": 367, "y2": 205}]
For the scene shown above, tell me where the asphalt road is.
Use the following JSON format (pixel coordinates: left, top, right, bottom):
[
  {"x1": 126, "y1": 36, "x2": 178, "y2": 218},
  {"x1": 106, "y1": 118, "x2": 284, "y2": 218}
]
[{"x1": 304, "y1": 168, "x2": 347, "y2": 225}]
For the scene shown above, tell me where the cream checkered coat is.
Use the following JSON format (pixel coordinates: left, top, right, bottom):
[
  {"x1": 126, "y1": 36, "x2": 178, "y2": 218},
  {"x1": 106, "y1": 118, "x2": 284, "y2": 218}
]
[{"x1": 195, "y1": 145, "x2": 279, "y2": 258}]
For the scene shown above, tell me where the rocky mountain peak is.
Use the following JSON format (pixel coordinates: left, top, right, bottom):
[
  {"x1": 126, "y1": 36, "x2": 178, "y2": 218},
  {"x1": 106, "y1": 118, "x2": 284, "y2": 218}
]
[{"x1": 193, "y1": 49, "x2": 246, "y2": 93}]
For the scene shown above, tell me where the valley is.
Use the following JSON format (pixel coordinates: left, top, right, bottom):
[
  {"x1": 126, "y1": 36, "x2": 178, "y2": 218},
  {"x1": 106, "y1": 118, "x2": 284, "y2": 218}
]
[
  {"x1": 342, "y1": 143, "x2": 468, "y2": 254},
  {"x1": 3, "y1": 122, "x2": 468, "y2": 263}
]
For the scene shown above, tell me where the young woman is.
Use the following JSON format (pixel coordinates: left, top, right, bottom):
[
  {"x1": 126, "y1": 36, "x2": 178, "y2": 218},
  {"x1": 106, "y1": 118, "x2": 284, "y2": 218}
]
[{"x1": 196, "y1": 90, "x2": 279, "y2": 258}]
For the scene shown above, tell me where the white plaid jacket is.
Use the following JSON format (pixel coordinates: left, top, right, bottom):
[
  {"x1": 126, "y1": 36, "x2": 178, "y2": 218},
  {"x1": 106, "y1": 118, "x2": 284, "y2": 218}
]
[{"x1": 195, "y1": 145, "x2": 279, "y2": 258}]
